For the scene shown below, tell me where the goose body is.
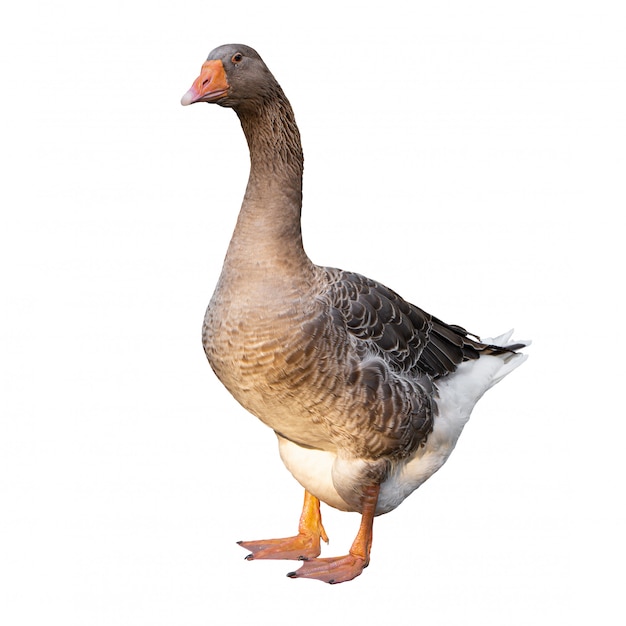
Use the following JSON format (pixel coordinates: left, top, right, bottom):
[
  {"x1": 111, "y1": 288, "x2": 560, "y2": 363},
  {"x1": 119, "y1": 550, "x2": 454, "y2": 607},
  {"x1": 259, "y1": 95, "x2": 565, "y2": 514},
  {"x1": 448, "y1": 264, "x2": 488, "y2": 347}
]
[{"x1": 182, "y1": 44, "x2": 528, "y2": 583}]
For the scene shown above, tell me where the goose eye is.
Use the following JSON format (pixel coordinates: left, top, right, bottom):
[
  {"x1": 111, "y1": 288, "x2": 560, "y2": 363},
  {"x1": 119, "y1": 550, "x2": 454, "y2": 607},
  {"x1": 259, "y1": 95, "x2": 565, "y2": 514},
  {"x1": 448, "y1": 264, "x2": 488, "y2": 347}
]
[{"x1": 231, "y1": 53, "x2": 243, "y2": 64}]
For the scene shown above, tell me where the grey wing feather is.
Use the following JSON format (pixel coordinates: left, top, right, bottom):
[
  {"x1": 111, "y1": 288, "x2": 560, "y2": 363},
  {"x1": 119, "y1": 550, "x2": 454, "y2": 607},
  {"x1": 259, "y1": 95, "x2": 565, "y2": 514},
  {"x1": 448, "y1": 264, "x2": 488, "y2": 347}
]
[
  {"x1": 324, "y1": 268, "x2": 490, "y2": 379},
  {"x1": 312, "y1": 268, "x2": 520, "y2": 459}
]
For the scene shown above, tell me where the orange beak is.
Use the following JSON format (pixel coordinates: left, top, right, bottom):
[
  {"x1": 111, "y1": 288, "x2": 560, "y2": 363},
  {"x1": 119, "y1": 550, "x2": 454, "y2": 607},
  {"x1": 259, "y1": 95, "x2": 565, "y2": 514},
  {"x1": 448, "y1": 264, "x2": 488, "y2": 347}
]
[{"x1": 181, "y1": 60, "x2": 229, "y2": 106}]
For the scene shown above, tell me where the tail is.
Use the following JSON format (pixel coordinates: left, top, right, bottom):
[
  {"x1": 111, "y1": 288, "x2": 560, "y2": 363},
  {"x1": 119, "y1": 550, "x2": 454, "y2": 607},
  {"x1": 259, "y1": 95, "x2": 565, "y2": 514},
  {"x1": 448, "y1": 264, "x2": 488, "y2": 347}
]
[
  {"x1": 433, "y1": 330, "x2": 529, "y2": 423},
  {"x1": 474, "y1": 329, "x2": 530, "y2": 390},
  {"x1": 480, "y1": 328, "x2": 530, "y2": 354},
  {"x1": 422, "y1": 318, "x2": 529, "y2": 378}
]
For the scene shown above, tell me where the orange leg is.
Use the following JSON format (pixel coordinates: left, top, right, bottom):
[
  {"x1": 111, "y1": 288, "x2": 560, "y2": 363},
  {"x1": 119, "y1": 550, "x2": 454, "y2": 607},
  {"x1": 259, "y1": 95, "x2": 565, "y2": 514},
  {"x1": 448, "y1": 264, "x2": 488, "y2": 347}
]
[
  {"x1": 237, "y1": 490, "x2": 329, "y2": 561},
  {"x1": 287, "y1": 483, "x2": 379, "y2": 584}
]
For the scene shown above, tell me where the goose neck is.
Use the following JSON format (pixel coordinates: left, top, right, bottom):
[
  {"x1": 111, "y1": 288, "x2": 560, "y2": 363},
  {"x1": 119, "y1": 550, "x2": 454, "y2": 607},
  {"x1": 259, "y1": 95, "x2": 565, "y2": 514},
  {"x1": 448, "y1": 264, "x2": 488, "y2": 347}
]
[{"x1": 225, "y1": 92, "x2": 309, "y2": 272}]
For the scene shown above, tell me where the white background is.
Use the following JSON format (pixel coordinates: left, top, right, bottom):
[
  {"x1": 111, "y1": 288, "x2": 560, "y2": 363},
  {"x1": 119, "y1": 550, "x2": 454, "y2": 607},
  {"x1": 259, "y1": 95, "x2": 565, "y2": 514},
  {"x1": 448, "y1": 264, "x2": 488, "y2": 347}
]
[{"x1": 2, "y1": 1, "x2": 624, "y2": 624}]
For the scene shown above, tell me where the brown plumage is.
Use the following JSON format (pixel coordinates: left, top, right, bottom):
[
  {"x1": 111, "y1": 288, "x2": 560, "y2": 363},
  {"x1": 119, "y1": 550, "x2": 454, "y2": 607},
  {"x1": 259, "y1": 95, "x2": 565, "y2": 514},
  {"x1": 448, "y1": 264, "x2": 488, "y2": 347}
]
[{"x1": 182, "y1": 43, "x2": 528, "y2": 584}]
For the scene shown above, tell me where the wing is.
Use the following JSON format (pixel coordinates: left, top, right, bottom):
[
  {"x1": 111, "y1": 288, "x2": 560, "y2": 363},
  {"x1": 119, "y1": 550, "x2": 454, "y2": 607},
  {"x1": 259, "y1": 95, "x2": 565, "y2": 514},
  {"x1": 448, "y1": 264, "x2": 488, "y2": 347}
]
[
  {"x1": 302, "y1": 267, "x2": 517, "y2": 458},
  {"x1": 322, "y1": 268, "x2": 487, "y2": 378}
]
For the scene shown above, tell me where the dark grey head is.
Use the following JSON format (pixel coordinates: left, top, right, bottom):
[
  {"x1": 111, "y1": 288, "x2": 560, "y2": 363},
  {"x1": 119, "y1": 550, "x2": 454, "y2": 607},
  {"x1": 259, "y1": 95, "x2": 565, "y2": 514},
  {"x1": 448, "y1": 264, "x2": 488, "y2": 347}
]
[{"x1": 181, "y1": 44, "x2": 280, "y2": 112}]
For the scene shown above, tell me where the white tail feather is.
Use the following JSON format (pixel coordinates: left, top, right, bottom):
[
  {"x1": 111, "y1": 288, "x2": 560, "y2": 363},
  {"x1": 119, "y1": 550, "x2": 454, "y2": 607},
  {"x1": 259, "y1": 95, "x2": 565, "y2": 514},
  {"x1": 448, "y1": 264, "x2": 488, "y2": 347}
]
[{"x1": 434, "y1": 330, "x2": 528, "y2": 426}]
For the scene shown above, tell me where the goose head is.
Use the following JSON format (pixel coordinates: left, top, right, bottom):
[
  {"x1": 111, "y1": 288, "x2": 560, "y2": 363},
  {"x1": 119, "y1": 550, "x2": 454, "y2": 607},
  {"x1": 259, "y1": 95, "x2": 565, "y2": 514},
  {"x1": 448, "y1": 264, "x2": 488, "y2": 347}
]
[{"x1": 181, "y1": 44, "x2": 279, "y2": 113}]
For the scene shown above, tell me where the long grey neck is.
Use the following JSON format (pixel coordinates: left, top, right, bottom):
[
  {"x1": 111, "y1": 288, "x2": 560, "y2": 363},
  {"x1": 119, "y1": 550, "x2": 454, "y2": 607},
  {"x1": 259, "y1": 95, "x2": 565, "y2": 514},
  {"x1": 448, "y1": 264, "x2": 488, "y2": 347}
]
[{"x1": 221, "y1": 89, "x2": 311, "y2": 279}]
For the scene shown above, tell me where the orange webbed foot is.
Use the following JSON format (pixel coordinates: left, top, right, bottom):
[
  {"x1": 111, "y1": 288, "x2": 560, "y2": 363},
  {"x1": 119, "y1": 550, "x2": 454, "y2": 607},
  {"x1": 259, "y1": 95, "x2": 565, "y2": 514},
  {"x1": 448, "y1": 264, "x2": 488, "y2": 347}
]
[
  {"x1": 286, "y1": 554, "x2": 367, "y2": 584},
  {"x1": 238, "y1": 490, "x2": 328, "y2": 561},
  {"x1": 237, "y1": 532, "x2": 325, "y2": 561}
]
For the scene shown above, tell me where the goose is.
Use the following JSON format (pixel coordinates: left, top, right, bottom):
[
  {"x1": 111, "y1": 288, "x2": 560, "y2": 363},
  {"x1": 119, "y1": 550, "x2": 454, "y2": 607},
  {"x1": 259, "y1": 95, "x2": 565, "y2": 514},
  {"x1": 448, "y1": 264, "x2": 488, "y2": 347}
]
[{"x1": 181, "y1": 43, "x2": 528, "y2": 584}]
